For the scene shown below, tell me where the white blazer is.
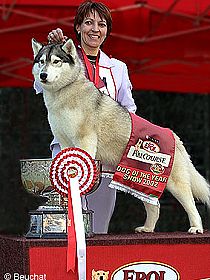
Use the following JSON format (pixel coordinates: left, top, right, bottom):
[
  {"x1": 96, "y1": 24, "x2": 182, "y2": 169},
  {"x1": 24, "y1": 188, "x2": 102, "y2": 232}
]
[{"x1": 98, "y1": 50, "x2": 137, "y2": 113}]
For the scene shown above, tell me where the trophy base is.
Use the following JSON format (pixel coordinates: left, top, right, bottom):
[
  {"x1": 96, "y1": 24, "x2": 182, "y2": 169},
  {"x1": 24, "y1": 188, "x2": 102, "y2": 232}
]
[
  {"x1": 25, "y1": 206, "x2": 94, "y2": 239},
  {"x1": 26, "y1": 231, "x2": 67, "y2": 239}
]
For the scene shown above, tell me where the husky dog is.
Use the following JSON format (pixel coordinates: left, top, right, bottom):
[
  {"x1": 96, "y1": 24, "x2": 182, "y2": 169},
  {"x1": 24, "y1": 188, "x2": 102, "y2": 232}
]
[{"x1": 32, "y1": 38, "x2": 210, "y2": 234}]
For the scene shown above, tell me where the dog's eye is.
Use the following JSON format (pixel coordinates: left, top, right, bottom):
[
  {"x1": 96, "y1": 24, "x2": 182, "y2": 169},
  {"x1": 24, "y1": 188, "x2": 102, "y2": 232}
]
[
  {"x1": 39, "y1": 59, "x2": 44, "y2": 64},
  {"x1": 53, "y1": 60, "x2": 61, "y2": 64}
]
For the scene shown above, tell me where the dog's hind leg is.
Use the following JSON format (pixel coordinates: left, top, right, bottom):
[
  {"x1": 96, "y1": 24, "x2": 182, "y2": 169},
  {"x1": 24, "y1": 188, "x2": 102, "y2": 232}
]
[
  {"x1": 167, "y1": 178, "x2": 203, "y2": 234},
  {"x1": 135, "y1": 202, "x2": 160, "y2": 233}
]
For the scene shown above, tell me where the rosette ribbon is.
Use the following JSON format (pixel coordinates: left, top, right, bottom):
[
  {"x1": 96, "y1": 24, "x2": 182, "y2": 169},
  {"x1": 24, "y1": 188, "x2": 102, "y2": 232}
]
[{"x1": 50, "y1": 147, "x2": 98, "y2": 280}]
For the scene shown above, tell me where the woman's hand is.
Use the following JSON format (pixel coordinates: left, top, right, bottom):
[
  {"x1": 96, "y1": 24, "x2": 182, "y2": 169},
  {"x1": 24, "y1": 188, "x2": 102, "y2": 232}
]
[{"x1": 47, "y1": 28, "x2": 68, "y2": 43}]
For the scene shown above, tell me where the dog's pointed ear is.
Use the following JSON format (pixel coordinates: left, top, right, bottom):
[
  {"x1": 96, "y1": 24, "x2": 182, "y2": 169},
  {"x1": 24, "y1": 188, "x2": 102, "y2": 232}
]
[
  {"x1": 92, "y1": 269, "x2": 96, "y2": 277},
  {"x1": 62, "y1": 39, "x2": 77, "y2": 59},
  {"x1": 32, "y1": 38, "x2": 43, "y2": 57}
]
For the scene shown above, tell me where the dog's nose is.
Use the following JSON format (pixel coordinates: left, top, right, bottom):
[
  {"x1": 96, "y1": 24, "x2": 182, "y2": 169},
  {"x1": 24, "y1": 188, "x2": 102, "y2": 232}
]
[
  {"x1": 40, "y1": 72, "x2": 48, "y2": 81},
  {"x1": 100, "y1": 276, "x2": 104, "y2": 280}
]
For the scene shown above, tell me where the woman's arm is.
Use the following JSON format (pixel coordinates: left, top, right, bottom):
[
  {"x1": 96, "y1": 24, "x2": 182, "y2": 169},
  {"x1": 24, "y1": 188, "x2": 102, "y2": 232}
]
[{"x1": 116, "y1": 62, "x2": 137, "y2": 113}]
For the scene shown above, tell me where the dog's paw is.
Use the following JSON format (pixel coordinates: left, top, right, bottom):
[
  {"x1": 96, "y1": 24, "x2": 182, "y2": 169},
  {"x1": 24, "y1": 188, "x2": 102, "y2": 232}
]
[
  {"x1": 188, "y1": 226, "x2": 203, "y2": 234},
  {"x1": 135, "y1": 226, "x2": 154, "y2": 233}
]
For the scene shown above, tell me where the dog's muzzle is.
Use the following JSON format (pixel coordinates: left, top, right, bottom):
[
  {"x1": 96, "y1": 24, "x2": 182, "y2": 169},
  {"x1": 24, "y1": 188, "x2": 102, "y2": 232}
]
[{"x1": 40, "y1": 72, "x2": 48, "y2": 82}]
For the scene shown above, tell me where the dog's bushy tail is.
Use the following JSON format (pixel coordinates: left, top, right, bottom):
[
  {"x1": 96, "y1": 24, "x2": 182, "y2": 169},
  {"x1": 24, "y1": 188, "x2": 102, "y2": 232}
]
[
  {"x1": 174, "y1": 132, "x2": 210, "y2": 206},
  {"x1": 189, "y1": 162, "x2": 210, "y2": 207}
]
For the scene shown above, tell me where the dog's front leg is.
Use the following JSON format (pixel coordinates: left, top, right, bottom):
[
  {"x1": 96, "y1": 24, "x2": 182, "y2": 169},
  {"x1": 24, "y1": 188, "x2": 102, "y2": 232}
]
[
  {"x1": 135, "y1": 202, "x2": 160, "y2": 233},
  {"x1": 78, "y1": 133, "x2": 98, "y2": 159}
]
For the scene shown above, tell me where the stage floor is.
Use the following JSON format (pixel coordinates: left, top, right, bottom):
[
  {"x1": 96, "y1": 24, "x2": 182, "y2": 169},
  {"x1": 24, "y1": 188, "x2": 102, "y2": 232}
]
[{"x1": 1, "y1": 232, "x2": 210, "y2": 279}]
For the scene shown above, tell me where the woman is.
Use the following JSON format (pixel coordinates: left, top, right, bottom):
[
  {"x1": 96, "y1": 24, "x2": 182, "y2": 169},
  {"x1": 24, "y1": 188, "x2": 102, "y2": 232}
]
[{"x1": 35, "y1": 1, "x2": 137, "y2": 233}]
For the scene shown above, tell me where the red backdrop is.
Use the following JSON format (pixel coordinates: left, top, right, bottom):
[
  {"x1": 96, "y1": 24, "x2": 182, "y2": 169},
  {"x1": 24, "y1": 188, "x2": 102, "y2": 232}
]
[{"x1": 1, "y1": 0, "x2": 210, "y2": 93}]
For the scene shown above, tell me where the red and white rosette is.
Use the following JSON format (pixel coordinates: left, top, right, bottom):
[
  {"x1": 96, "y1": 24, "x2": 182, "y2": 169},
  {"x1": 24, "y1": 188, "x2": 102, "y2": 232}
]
[
  {"x1": 49, "y1": 147, "x2": 98, "y2": 196},
  {"x1": 50, "y1": 147, "x2": 98, "y2": 280}
]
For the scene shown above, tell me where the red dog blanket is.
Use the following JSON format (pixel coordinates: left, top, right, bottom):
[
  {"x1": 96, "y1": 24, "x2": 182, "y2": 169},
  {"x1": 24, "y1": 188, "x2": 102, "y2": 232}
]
[{"x1": 109, "y1": 113, "x2": 175, "y2": 205}]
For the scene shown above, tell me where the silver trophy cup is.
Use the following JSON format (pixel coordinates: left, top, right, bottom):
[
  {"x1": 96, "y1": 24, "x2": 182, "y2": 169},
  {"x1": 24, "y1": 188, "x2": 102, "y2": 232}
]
[{"x1": 20, "y1": 158, "x2": 101, "y2": 238}]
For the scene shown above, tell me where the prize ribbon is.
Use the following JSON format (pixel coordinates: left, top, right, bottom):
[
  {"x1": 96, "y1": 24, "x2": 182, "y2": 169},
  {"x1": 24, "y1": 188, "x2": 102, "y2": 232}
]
[
  {"x1": 49, "y1": 147, "x2": 98, "y2": 280},
  {"x1": 49, "y1": 147, "x2": 98, "y2": 196}
]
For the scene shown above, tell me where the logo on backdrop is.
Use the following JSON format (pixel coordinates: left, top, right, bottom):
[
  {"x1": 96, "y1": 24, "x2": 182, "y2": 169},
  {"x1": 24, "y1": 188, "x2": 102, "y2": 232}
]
[{"x1": 111, "y1": 261, "x2": 180, "y2": 280}]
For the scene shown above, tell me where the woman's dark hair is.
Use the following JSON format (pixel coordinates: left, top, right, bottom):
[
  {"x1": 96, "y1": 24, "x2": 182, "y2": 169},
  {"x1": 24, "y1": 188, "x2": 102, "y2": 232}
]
[{"x1": 74, "y1": 1, "x2": 112, "y2": 42}]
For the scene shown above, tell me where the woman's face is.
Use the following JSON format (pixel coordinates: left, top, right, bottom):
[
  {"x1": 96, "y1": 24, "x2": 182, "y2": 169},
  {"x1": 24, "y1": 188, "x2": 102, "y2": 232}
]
[{"x1": 76, "y1": 10, "x2": 108, "y2": 55}]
